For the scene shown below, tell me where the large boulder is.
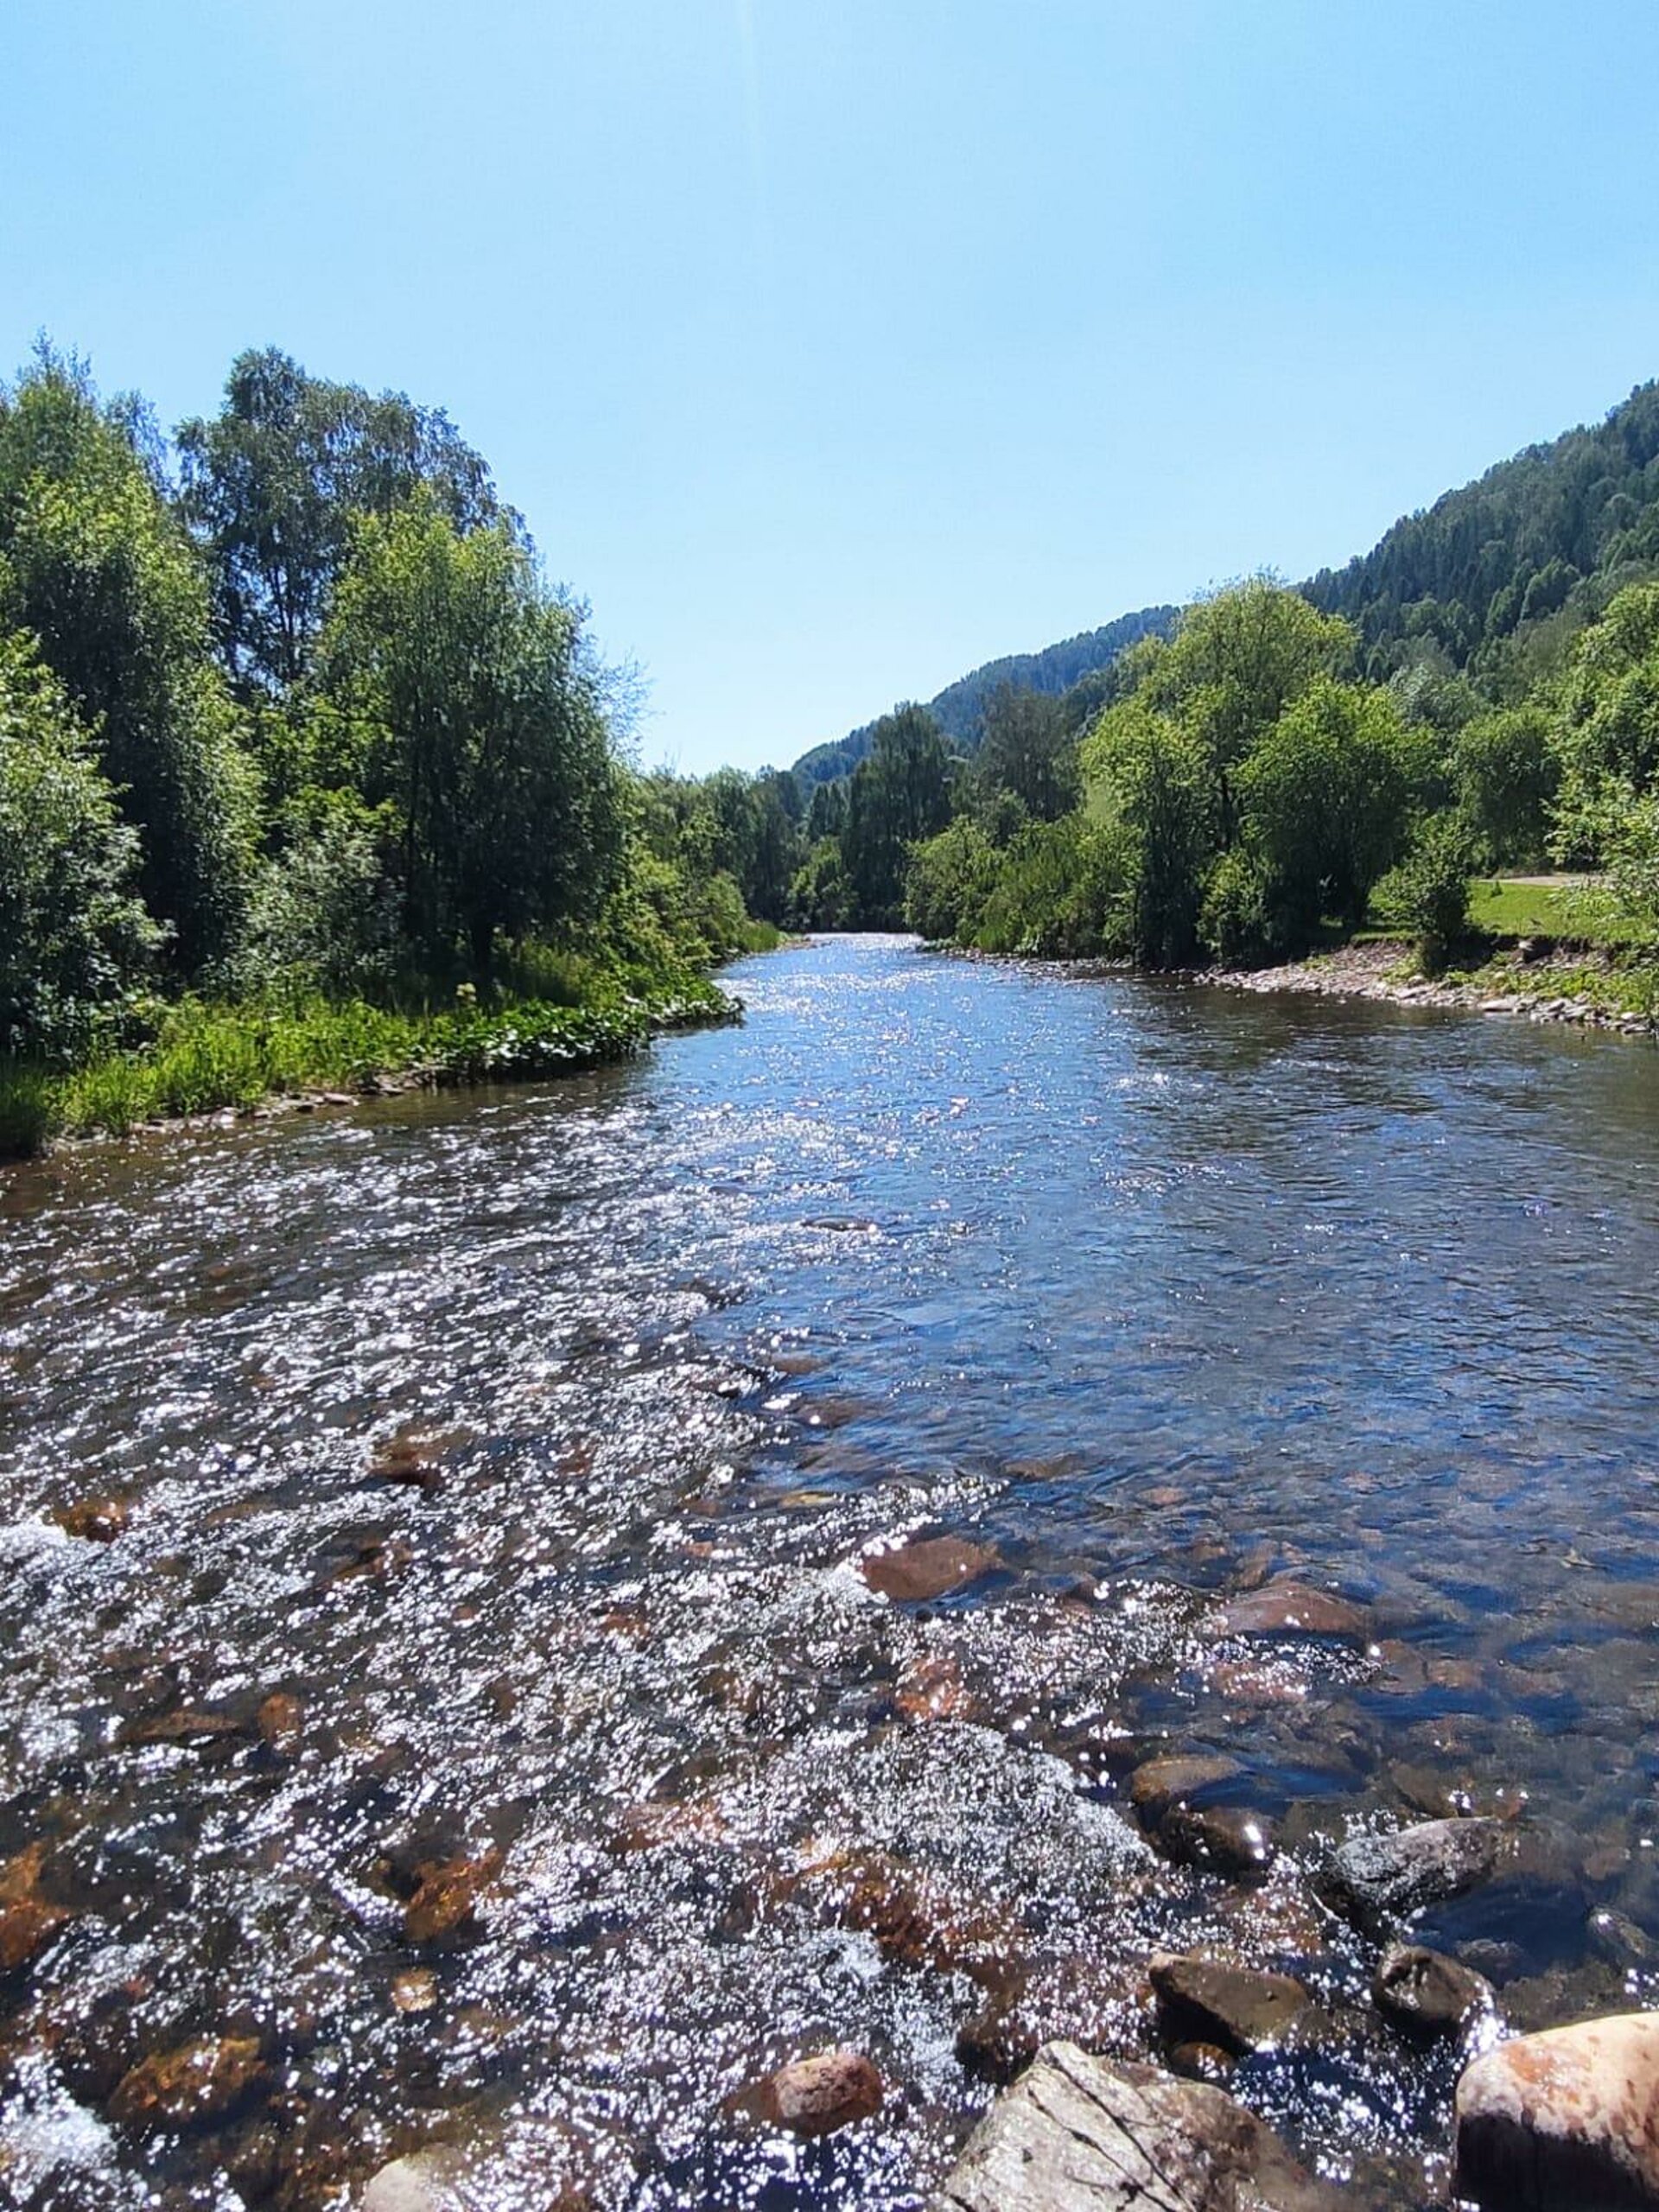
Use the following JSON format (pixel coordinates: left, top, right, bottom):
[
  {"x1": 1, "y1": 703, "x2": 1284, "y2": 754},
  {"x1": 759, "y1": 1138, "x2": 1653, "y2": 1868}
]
[
  {"x1": 1455, "y1": 2012, "x2": 1659, "y2": 2209},
  {"x1": 932, "y1": 2040, "x2": 1345, "y2": 2211}
]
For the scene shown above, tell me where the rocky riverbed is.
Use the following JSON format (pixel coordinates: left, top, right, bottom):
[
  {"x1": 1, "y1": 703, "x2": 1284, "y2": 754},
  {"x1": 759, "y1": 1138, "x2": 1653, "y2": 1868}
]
[
  {"x1": 1211, "y1": 938, "x2": 1657, "y2": 1037},
  {"x1": 3, "y1": 935, "x2": 1658, "y2": 2209}
]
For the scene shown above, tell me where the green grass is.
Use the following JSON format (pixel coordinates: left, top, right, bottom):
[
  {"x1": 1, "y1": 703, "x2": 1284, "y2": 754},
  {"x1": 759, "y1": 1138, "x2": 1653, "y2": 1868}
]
[
  {"x1": 1465, "y1": 876, "x2": 1582, "y2": 938},
  {"x1": 0, "y1": 976, "x2": 740, "y2": 1161}
]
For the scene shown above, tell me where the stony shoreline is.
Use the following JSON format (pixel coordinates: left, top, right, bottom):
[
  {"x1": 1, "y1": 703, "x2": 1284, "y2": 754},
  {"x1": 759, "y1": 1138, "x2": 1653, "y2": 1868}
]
[{"x1": 1208, "y1": 938, "x2": 1657, "y2": 1039}]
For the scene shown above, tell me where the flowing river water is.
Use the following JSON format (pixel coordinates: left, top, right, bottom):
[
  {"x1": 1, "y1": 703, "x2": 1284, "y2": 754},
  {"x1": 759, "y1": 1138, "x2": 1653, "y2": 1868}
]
[{"x1": 2, "y1": 934, "x2": 1658, "y2": 2210}]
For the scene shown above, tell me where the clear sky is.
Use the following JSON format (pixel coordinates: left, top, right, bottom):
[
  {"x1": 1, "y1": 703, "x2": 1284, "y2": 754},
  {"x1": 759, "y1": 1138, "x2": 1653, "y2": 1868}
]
[{"x1": 5, "y1": 2, "x2": 1659, "y2": 775}]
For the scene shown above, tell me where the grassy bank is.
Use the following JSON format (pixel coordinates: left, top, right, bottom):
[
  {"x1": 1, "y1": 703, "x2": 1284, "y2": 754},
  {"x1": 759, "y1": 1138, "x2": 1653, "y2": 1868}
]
[{"x1": 0, "y1": 976, "x2": 740, "y2": 1160}]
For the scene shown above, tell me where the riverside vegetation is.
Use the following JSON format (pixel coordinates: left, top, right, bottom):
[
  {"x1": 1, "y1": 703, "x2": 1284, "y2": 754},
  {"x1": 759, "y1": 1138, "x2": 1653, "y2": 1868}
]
[
  {"x1": 0, "y1": 346, "x2": 775, "y2": 1155},
  {"x1": 5, "y1": 354, "x2": 1657, "y2": 1166}
]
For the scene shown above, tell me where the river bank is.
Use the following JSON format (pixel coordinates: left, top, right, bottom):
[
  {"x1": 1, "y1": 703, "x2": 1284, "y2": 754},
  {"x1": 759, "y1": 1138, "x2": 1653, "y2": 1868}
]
[
  {"x1": 1210, "y1": 937, "x2": 1658, "y2": 1037},
  {"x1": 0, "y1": 977, "x2": 744, "y2": 1162}
]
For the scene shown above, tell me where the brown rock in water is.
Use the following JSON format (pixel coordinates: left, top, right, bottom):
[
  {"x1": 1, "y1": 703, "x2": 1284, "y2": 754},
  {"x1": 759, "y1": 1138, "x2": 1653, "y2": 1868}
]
[
  {"x1": 1128, "y1": 1753, "x2": 1243, "y2": 1818},
  {"x1": 1150, "y1": 1955, "x2": 1313, "y2": 2056},
  {"x1": 860, "y1": 1535, "x2": 999, "y2": 1604},
  {"x1": 1207, "y1": 1580, "x2": 1370, "y2": 1643},
  {"x1": 1167, "y1": 2040, "x2": 1236, "y2": 2085},
  {"x1": 1158, "y1": 1802, "x2": 1277, "y2": 1877},
  {"x1": 256, "y1": 1692, "x2": 303, "y2": 1753},
  {"x1": 55, "y1": 1495, "x2": 130, "y2": 1541},
  {"x1": 804, "y1": 1847, "x2": 1019, "y2": 1984},
  {"x1": 119, "y1": 1707, "x2": 242, "y2": 1748},
  {"x1": 756, "y1": 2050, "x2": 883, "y2": 2138},
  {"x1": 1325, "y1": 1816, "x2": 1503, "y2": 1931},
  {"x1": 371, "y1": 1424, "x2": 472, "y2": 1491},
  {"x1": 933, "y1": 2039, "x2": 1346, "y2": 2210},
  {"x1": 1455, "y1": 2012, "x2": 1659, "y2": 2209},
  {"x1": 0, "y1": 1842, "x2": 72, "y2": 1974},
  {"x1": 1372, "y1": 1943, "x2": 1494, "y2": 2040},
  {"x1": 404, "y1": 1849, "x2": 504, "y2": 1942},
  {"x1": 108, "y1": 2034, "x2": 266, "y2": 2128},
  {"x1": 894, "y1": 1651, "x2": 976, "y2": 1722}
]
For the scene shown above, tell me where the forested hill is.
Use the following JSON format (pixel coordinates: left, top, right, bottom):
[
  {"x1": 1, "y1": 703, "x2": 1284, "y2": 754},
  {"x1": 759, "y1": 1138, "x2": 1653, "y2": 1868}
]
[
  {"x1": 1307, "y1": 380, "x2": 1659, "y2": 677},
  {"x1": 791, "y1": 603, "x2": 1178, "y2": 785},
  {"x1": 797, "y1": 379, "x2": 1659, "y2": 789}
]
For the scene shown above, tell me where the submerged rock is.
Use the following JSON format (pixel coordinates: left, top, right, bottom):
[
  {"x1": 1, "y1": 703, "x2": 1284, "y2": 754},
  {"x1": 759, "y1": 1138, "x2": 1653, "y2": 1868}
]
[
  {"x1": 1371, "y1": 1943, "x2": 1495, "y2": 2041},
  {"x1": 360, "y1": 2146, "x2": 469, "y2": 2210},
  {"x1": 1157, "y1": 1802, "x2": 1276, "y2": 1877},
  {"x1": 932, "y1": 2039, "x2": 1345, "y2": 2210},
  {"x1": 403, "y1": 1848, "x2": 504, "y2": 1942},
  {"x1": 1150, "y1": 1955, "x2": 1313, "y2": 2055},
  {"x1": 1326, "y1": 1816, "x2": 1503, "y2": 1931},
  {"x1": 860, "y1": 1534, "x2": 1000, "y2": 1604},
  {"x1": 1128, "y1": 1752, "x2": 1243, "y2": 1818},
  {"x1": 54, "y1": 1495, "x2": 130, "y2": 1541},
  {"x1": 756, "y1": 2050, "x2": 883, "y2": 2137},
  {"x1": 108, "y1": 2034, "x2": 267, "y2": 2128},
  {"x1": 1207, "y1": 1580, "x2": 1371, "y2": 1642},
  {"x1": 0, "y1": 1841, "x2": 72, "y2": 1974},
  {"x1": 1455, "y1": 2012, "x2": 1659, "y2": 2209}
]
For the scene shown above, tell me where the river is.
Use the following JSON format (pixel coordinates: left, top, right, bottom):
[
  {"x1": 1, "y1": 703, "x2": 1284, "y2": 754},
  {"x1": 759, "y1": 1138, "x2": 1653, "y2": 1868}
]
[{"x1": 2, "y1": 933, "x2": 1657, "y2": 2209}]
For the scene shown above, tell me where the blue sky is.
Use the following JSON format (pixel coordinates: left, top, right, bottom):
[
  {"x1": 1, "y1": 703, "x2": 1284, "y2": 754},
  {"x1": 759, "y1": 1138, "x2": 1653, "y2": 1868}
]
[{"x1": 5, "y1": 2, "x2": 1659, "y2": 775}]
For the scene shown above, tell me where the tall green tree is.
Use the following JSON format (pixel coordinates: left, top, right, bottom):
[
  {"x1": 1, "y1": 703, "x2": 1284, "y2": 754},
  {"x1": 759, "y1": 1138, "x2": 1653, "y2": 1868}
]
[
  {"x1": 0, "y1": 630, "x2": 162, "y2": 1056},
  {"x1": 0, "y1": 352, "x2": 255, "y2": 973},
  {"x1": 842, "y1": 703, "x2": 952, "y2": 925},
  {"x1": 974, "y1": 683, "x2": 1078, "y2": 821},
  {"x1": 315, "y1": 496, "x2": 626, "y2": 970},
  {"x1": 178, "y1": 347, "x2": 505, "y2": 692}
]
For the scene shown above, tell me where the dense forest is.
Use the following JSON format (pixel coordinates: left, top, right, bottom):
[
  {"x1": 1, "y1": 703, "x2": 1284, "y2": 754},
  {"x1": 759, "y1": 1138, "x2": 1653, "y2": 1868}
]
[
  {"x1": 3, "y1": 353, "x2": 1657, "y2": 1154},
  {"x1": 0, "y1": 345, "x2": 787, "y2": 1149}
]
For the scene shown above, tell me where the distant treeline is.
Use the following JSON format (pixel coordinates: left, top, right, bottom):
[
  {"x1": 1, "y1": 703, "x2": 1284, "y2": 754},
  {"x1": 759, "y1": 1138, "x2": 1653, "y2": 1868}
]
[{"x1": 778, "y1": 381, "x2": 1659, "y2": 969}]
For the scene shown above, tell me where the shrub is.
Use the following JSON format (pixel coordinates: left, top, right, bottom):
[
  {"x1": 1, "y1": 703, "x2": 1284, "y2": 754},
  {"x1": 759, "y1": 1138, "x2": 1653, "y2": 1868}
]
[{"x1": 1371, "y1": 814, "x2": 1476, "y2": 972}]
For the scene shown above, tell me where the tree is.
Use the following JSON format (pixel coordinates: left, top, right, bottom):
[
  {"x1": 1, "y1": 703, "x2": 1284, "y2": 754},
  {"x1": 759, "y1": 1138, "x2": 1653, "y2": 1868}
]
[
  {"x1": 1235, "y1": 679, "x2": 1413, "y2": 946},
  {"x1": 316, "y1": 496, "x2": 626, "y2": 970},
  {"x1": 0, "y1": 351, "x2": 256, "y2": 974},
  {"x1": 1551, "y1": 581, "x2": 1659, "y2": 863},
  {"x1": 177, "y1": 347, "x2": 505, "y2": 691},
  {"x1": 1452, "y1": 703, "x2": 1559, "y2": 867},
  {"x1": 905, "y1": 818, "x2": 1001, "y2": 943},
  {"x1": 1085, "y1": 703, "x2": 1218, "y2": 965},
  {"x1": 974, "y1": 683, "x2": 1078, "y2": 821},
  {"x1": 842, "y1": 704, "x2": 952, "y2": 925},
  {"x1": 0, "y1": 631, "x2": 162, "y2": 1056},
  {"x1": 1147, "y1": 578, "x2": 1355, "y2": 781}
]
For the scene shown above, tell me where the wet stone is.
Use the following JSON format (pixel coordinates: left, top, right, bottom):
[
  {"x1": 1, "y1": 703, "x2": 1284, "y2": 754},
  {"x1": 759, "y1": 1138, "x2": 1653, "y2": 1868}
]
[
  {"x1": 755, "y1": 2049, "x2": 884, "y2": 2138},
  {"x1": 860, "y1": 1534, "x2": 1001, "y2": 1604},
  {"x1": 933, "y1": 2038, "x2": 1347, "y2": 2211},
  {"x1": 108, "y1": 2034, "x2": 267, "y2": 2129},
  {"x1": 1128, "y1": 1752, "x2": 1243, "y2": 1818},
  {"x1": 1167, "y1": 2040, "x2": 1236, "y2": 2085},
  {"x1": 1150, "y1": 1955, "x2": 1313, "y2": 2056},
  {"x1": 1325, "y1": 1816, "x2": 1503, "y2": 1932},
  {"x1": 403, "y1": 1848, "x2": 504, "y2": 1942},
  {"x1": 54, "y1": 1495, "x2": 130, "y2": 1541},
  {"x1": 256, "y1": 1690, "x2": 304, "y2": 1752},
  {"x1": 0, "y1": 1841, "x2": 72, "y2": 1974},
  {"x1": 1455, "y1": 2012, "x2": 1659, "y2": 2209},
  {"x1": 1371, "y1": 1943, "x2": 1495, "y2": 2041},
  {"x1": 1207, "y1": 1580, "x2": 1371, "y2": 1643},
  {"x1": 1156, "y1": 1801, "x2": 1276, "y2": 1877}
]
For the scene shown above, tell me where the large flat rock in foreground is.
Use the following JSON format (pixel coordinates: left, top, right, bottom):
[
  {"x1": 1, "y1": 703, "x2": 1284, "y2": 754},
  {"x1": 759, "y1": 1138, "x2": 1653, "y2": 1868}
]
[{"x1": 932, "y1": 2039, "x2": 1345, "y2": 2212}]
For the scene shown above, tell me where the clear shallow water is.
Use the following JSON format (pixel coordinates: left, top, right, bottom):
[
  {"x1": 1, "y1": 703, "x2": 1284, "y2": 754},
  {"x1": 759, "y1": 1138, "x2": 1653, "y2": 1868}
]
[{"x1": 1, "y1": 934, "x2": 1657, "y2": 2209}]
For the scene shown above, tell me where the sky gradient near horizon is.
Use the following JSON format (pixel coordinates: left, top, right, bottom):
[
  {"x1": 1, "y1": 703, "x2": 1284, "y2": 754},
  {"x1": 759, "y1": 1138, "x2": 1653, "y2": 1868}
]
[{"x1": 6, "y1": 1, "x2": 1659, "y2": 774}]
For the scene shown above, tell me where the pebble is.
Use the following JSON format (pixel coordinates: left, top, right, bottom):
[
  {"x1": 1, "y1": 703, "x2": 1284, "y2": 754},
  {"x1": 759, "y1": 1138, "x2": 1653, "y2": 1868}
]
[{"x1": 1456, "y1": 2011, "x2": 1659, "y2": 2209}]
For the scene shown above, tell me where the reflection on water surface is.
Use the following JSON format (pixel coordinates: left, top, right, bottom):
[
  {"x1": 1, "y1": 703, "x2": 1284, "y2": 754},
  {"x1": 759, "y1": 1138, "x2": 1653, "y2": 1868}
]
[{"x1": 1, "y1": 935, "x2": 1657, "y2": 2209}]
